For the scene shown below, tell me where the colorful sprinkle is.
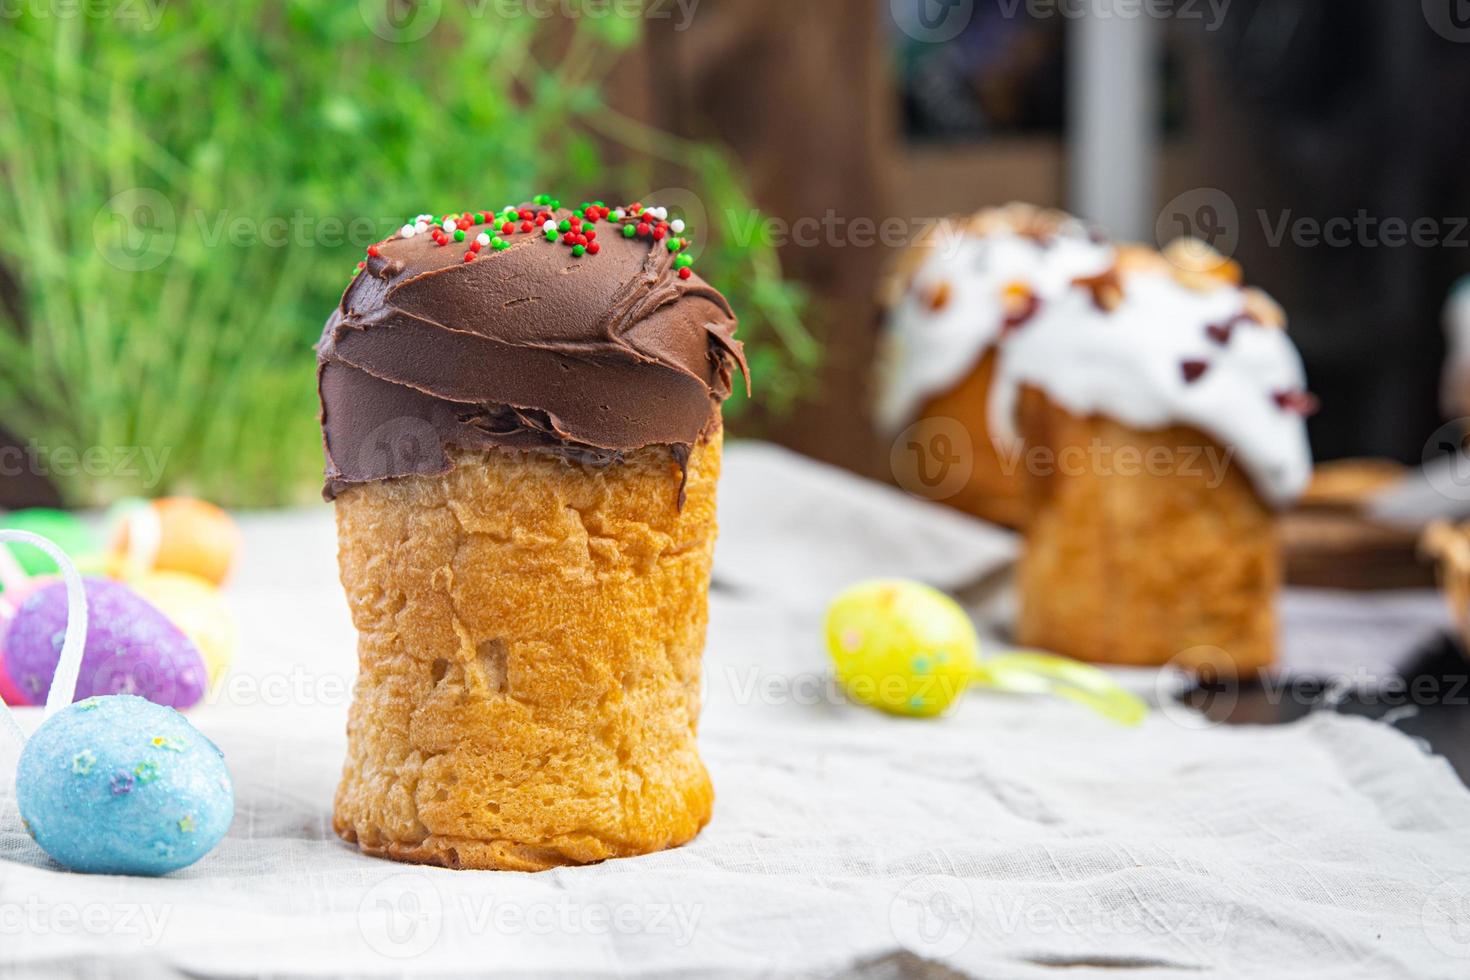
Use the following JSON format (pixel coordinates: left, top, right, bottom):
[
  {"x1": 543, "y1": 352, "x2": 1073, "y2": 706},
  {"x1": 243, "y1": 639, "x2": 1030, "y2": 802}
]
[
  {"x1": 152, "y1": 735, "x2": 187, "y2": 752},
  {"x1": 135, "y1": 760, "x2": 161, "y2": 784},
  {"x1": 1181, "y1": 360, "x2": 1210, "y2": 383},
  {"x1": 178, "y1": 815, "x2": 196, "y2": 834},
  {"x1": 110, "y1": 771, "x2": 135, "y2": 796},
  {"x1": 71, "y1": 750, "x2": 96, "y2": 775},
  {"x1": 372, "y1": 199, "x2": 698, "y2": 281},
  {"x1": 1274, "y1": 390, "x2": 1319, "y2": 416}
]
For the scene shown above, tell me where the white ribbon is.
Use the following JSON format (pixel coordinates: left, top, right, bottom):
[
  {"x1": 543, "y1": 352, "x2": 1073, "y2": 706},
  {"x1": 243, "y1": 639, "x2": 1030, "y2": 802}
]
[{"x1": 0, "y1": 530, "x2": 90, "y2": 746}]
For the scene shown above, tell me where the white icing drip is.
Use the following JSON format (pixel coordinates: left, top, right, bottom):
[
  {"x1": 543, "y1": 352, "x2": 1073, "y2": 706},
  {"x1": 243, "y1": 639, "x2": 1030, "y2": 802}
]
[
  {"x1": 876, "y1": 228, "x2": 1115, "y2": 433},
  {"x1": 988, "y1": 271, "x2": 1313, "y2": 508}
]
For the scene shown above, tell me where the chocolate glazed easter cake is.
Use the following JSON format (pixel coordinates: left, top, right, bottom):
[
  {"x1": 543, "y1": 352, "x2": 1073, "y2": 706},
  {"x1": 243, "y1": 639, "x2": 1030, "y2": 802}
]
[{"x1": 318, "y1": 199, "x2": 745, "y2": 871}]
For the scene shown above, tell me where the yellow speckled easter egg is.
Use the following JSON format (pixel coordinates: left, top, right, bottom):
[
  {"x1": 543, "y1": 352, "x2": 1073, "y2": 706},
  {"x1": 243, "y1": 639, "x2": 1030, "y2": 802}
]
[
  {"x1": 128, "y1": 571, "x2": 238, "y2": 692},
  {"x1": 824, "y1": 580, "x2": 979, "y2": 717}
]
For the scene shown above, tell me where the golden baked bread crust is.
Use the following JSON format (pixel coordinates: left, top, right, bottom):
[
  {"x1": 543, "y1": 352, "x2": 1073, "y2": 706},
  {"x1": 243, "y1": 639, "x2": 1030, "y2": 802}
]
[
  {"x1": 332, "y1": 432, "x2": 721, "y2": 871},
  {"x1": 1014, "y1": 389, "x2": 1278, "y2": 676},
  {"x1": 908, "y1": 348, "x2": 1028, "y2": 529}
]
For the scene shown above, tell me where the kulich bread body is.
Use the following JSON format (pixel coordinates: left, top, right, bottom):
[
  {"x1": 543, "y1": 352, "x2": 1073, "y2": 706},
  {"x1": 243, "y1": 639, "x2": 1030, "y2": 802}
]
[
  {"x1": 907, "y1": 348, "x2": 1027, "y2": 528},
  {"x1": 876, "y1": 204, "x2": 1114, "y2": 528},
  {"x1": 1014, "y1": 389, "x2": 1278, "y2": 676},
  {"x1": 332, "y1": 433, "x2": 721, "y2": 871}
]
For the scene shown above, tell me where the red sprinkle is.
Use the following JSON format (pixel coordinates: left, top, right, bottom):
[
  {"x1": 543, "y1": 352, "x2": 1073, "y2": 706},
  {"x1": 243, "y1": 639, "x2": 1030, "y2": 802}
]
[
  {"x1": 1181, "y1": 360, "x2": 1209, "y2": 383},
  {"x1": 520, "y1": 221, "x2": 533, "y2": 233},
  {"x1": 501, "y1": 221, "x2": 515, "y2": 234},
  {"x1": 1206, "y1": 313, "x2": 1251, "y2": 346},
  {"x1": 584, "y1": 229, "x2": 596, "y2": 242},
  {"x1": 637, "y1": 222, "x2": 652, "y2": 237},
  {"x1": 463, "y1": 252, "x2": 476, "y2": 262},
  {"x1": 678, "y1": 267, "x2": 692, "y2": 280},
  {"x1": 652, "y1": 226, "x2": 666, "y2": 240},
  {"x1": 563, "y1": 232, "x2": 577, "y2": 244},
  {"x1": 587, "y1": 242, "x2": 601, "y2": 255},
  {"x1": 1274, "y1": 390, "x2": 1320, "y2": 416},
  {"x1": 367, "y1": 244, "x2": 381, "y2": 257}
]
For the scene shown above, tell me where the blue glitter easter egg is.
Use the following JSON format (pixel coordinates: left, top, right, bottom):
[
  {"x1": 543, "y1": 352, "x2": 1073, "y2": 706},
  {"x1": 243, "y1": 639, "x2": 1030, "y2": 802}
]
[{"x1": 16, "y1": 695, "x2": 234, "y2": 875}]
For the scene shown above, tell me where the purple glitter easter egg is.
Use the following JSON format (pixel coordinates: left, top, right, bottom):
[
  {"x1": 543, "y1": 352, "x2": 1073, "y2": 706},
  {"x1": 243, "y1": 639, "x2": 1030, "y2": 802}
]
[{"x1": 4, "y1": 578, "x2": 207, "y2": 709}]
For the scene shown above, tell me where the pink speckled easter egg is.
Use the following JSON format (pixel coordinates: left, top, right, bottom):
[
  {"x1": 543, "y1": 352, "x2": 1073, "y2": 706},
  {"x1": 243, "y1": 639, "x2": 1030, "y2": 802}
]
[{"x1": 5, "y1": 578, "x2": 207, "y2": 709}]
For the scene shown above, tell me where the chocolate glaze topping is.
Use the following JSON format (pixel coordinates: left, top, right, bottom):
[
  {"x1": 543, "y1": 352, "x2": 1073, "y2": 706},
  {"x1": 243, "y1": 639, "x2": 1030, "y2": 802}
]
[{"x1": 317, "y1": 206, "x2": 745, "y2": 500}]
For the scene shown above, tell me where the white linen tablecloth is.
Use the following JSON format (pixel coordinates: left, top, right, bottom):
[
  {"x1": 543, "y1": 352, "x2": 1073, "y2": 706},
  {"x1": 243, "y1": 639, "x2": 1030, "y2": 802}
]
[{"x1": 2, "y1": 442, "x2": 1469, "y2": 979}]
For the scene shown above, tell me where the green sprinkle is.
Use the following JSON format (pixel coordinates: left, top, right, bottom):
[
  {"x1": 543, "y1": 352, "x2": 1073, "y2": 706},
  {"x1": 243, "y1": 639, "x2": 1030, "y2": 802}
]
[
  {"x1": 453, "y1": 229, "x2": 465, "y2": 242},
  {"x1": 667, "y1": 239, "x2": 681, "y2": 252},
  {"x1": 77, "y1": 697, "x2": 101, "y2": 711},
  {"x1": 675, "y1": 254, "x2": 694, "y2": 269},
  {"x1": 493, "y1": 238, "x2": 510, "y2": 251},
  {"x1": 622, "y1": 224, "x2": 636, "y2": 238},
  {"x1": 178, "y1": 815, "x2": 196, "y2": 834},
  {"x1": 71, "y1": 750, "x2": 97, "y2": 775},
  {"x1": 558, "y1": 219, "x2": 571, "y2": 233},
  {"x1": 545, "y1": 229, "x2": 558, "y2": 242},
  {"x1": 135, "y1": 760, "x2": 161, "y2": 784},
  {"x1": 533, "y1": 194, "x2": 549, "y2": 205},
  {"x1": 572, "y1": 244, "x2": 586, "y2": 257}
]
